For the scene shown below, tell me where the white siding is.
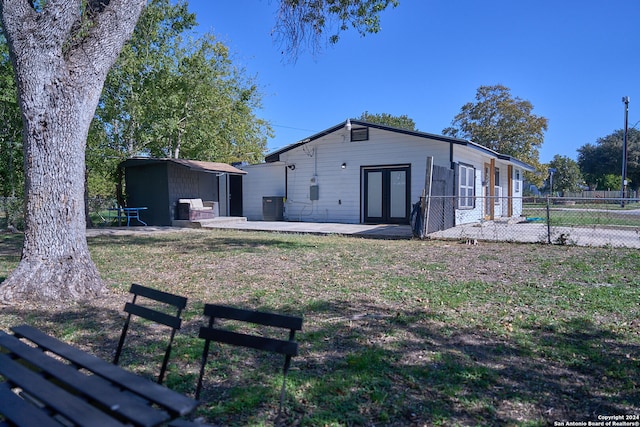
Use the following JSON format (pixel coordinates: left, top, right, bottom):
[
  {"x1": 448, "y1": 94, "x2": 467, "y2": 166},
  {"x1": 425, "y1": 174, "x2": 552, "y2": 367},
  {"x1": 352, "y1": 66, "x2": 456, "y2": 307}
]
[
  {"x1": 280, "y1": 127, "x2": 450, "y2": 223},
  {"x1": 242, "y1": 124, "x2": 529, "y2": 226},
  {"x1": 239, "y1": 162, "x2": 286, "y2": 220},
  {"x1": 452, "y1": 147, "x2": 485, "y2": 225},
  {"x1": 451, "y1": 146, "x2": 525, "y2": 224}
]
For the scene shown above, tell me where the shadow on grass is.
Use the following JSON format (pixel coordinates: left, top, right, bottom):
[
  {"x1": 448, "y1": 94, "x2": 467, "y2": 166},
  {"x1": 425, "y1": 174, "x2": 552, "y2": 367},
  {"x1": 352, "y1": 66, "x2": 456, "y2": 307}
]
[
  {"x1": 1, "y1": 298, "x2": 638, "y2": 426},
  {"x1": 87, "y1": 233, "x2": 321, "y2": 254},
  {"x1": 0, "y1": 232, "x2": 22, "y2": 280},
  {"x1": 0, "y1": 302, "x2": 193, "y2": 385},
  {"x1": 279, "y1": 299, "x2": 640, "y2": 426},
  {"x1": 0, "y1": 232, "x2": 22, "y2": 255}
]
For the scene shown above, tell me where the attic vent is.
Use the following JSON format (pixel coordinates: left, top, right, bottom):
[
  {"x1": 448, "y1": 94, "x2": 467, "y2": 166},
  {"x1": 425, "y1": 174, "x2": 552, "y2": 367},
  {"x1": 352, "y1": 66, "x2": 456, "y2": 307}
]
[{"x1": 350, "y1": 127, "x2": 369, "y2": 142}]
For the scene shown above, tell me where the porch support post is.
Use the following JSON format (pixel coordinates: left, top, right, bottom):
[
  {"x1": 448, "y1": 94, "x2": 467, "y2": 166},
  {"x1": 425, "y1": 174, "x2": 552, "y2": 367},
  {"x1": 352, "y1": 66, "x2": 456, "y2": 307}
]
[
  {"x1": 507, "y1": 165, "x2": 513, "y2": 217},
  {"x1": 489, "y1": 159, "x2": 495, "y2": 220}
]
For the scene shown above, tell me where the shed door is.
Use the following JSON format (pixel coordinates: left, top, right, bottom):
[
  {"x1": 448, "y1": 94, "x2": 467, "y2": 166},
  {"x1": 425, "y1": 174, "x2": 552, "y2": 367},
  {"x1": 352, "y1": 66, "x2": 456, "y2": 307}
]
[
  {"x1": 363, "y1": 166, "x2": 410, "y2": 224},
  {"x1": 229, "y1": 174, "x2": 243, "y2": 217}
]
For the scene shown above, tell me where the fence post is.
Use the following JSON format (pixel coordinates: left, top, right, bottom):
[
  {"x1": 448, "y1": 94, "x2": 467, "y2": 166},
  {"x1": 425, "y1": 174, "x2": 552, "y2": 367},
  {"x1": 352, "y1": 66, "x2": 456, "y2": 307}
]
[
  {"x1": 546, "y1": 196, "x2": 551, "y2": 244},
  {"x1": 422, "y1": 156, "x2": 434, "y2": 238}
]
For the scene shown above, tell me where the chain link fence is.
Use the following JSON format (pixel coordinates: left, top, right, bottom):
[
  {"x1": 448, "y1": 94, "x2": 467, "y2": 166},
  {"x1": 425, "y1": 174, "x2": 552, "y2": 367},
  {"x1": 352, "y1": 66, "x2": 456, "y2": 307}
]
[
  {"x1": 0, "y1": 197, "x2": 23, "y2": 231},
  {"x1": 87, "y1": 196, "x2": 120, "y2": 227},
  {"x1": 1, "y1": 196, "x2": 121, "y2": 230},
  {"x1": 5, "y1": 195, "x2": 640, "y2": 248},
  {"x1": 424, "y1": 196, "x2": 640, "y2": 248}
]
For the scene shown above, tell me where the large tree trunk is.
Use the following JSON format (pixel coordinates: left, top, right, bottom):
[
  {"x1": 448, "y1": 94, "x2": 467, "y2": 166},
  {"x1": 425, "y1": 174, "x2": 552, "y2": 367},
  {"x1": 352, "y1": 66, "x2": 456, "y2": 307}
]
[{"x1": 0, "y1": 0, "x2": 146, "y2": 303}]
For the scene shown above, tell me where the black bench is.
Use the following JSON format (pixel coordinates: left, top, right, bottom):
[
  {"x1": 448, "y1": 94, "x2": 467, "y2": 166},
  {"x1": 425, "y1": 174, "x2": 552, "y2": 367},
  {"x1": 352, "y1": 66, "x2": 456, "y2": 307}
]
[
  {"x1": 2, "y1": 325, "x2": 198, "y2": 426},
  {"x1": 195, "y1": 304, "x2": 303, "y2": 415},
  {"x1": 11, "y1": 325, "x2": 197, "y2": 418},
  {"x1": 0, "y1": 330, "x2": 168, "y2": 426},
  {"x1": 0, "y1": 380, "x2": 70, "y2": 427}
]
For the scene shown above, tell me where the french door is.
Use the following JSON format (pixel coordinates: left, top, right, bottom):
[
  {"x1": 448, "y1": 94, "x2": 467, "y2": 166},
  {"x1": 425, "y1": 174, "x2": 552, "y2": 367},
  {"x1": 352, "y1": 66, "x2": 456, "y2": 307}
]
[{"x1": 363, "y1": 166, "x2": 410, "y2": 224}]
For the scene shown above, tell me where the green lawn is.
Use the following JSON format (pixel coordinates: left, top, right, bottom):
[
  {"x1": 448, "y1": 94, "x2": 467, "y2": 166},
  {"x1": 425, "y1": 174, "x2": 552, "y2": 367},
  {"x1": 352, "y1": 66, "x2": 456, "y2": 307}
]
[
  {"x1": 1, "y1": 229, "x2": 639, "y2": 426},
  {"x1": 524, "y1": 204, "x2": 640, "y2": 228}
]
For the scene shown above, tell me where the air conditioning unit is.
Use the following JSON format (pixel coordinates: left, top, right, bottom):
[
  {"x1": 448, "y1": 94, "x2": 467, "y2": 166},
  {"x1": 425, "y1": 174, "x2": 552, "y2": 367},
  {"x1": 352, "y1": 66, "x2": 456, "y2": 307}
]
[{"x1": 262, "y1": 197, "x2": 284, "y2": 221}]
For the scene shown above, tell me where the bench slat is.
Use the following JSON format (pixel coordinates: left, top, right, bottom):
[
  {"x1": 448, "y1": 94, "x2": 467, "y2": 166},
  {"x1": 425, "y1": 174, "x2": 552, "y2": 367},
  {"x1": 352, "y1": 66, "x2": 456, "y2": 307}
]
[
  {"x1": 198, "y1": 327, "x2": 298, "y2": 356},
  {"x1": 11, "y1": 324, "x2": 198, "y2": 416},
  {"x1": 0, "y1": 382, "x2": 62, "y2": 427},
  {"x1": 0, "y1": 353, "x2": 126, "y2": 427},
  {"x1": 130, "y1": 283, "x2": 187, "y2": 308},
  {"x1": 203, "y1": 304, "x2": 303, "y2": 330},
  {"x1": 124, "y1": 302, "x2": 183, "y2": 329},
  {"x1": 0, "y1": 331, "x2": 168, "y2": 427}
]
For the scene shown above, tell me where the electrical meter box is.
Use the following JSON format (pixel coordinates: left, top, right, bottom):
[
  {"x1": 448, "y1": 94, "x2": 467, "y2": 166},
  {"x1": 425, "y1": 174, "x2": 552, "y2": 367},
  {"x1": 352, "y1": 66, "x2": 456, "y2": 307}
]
[{"x1": 310, "y1": 185, "x2": 319, "y2": 201}]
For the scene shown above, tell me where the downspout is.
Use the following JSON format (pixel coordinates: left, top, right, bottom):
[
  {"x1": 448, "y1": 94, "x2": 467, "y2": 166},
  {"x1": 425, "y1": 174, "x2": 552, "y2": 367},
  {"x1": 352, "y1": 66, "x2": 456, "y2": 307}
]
[{"x1": 489, "y1": 159, "x2": 495, "y2": 220}]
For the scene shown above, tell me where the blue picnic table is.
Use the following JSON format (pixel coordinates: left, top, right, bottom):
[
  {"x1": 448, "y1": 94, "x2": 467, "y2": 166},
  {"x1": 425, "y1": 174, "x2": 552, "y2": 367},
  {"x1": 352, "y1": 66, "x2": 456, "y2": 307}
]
[{"x1": 107, "y1": 207, "x2": 148, "y2": 226}]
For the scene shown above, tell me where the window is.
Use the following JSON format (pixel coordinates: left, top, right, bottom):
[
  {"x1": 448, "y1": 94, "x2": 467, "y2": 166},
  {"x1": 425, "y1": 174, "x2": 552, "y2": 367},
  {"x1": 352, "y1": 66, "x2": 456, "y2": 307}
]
[
  {"x1": 514, "y1": 169, "x2": 521, "y2": 193},
  {"x1": 458, "y1": 163, "x2": 475, "y2": 209},
  {"x1": 350, "y1": 127, "x2": 369, "y2": 141}
]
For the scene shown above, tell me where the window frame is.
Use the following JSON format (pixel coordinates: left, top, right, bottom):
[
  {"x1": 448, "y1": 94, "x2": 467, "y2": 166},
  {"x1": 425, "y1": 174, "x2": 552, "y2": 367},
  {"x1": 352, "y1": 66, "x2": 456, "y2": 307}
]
[
  {"x1": 457, "y1": 162, "x2": 476, "y2": 210},
  {"x1": 350, "y1": 127, "x2": 369, "y2": 142}
]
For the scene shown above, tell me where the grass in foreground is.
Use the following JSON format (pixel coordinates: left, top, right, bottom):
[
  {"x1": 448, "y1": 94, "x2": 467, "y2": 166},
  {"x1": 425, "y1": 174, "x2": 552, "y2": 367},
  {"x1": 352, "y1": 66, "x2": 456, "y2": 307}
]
[{"x1": 0, "y1": 229, "x2": 639, "y2": 426}]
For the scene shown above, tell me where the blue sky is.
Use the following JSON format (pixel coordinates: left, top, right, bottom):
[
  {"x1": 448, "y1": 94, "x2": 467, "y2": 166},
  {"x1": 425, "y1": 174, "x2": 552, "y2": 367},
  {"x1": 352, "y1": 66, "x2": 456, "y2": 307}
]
[{"x1": 185, "y1": 0, "x2": 640, "y2": 164}]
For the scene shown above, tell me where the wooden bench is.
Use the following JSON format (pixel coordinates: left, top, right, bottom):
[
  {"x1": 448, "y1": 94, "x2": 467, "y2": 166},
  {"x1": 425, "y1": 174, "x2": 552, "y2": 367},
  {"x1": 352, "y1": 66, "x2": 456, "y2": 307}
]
[
  {"x1": 11, "y1": 325, "x2": 197, "y2": 418},
  {"x1": 114, "y1": 283, "x2": 188, "y2": 384},
  {"x1": 195, "y1": 304, "x2": 303, "y2": 415},
  {"x1": 0, "y1": 330, "x2": 170, "y2": 426},
  {"x1": 0, "y1": 381, "x2": 68, "y2": 427}
]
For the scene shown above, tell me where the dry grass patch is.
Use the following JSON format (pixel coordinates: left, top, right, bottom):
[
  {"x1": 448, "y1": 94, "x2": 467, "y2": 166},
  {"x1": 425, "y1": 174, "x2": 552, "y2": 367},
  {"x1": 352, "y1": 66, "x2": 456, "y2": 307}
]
[{"x1": 0, "y1": 229, "x2": 639, "y2": 426}]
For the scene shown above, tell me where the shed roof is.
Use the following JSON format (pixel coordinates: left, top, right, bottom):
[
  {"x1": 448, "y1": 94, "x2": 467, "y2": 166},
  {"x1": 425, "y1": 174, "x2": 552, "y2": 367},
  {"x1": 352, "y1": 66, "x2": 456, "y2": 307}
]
[
  {"x1": 120, "y1": 158, "x2": 247, "y2": 175},
  {"x1": 265, "y1": 120, "x2": 535, "y2": 172}
]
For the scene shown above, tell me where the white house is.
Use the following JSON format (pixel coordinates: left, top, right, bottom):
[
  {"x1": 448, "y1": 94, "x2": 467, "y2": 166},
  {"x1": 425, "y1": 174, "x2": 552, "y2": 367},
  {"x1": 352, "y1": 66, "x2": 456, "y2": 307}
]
[{"x1": 239, "y1": 120, "x2": 534, "y2": 232}]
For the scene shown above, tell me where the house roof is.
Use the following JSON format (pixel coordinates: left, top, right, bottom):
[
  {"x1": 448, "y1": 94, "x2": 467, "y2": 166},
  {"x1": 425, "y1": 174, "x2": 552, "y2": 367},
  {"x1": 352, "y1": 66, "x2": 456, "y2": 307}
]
[
  {"x1": 265, "y1": 119, "x2": 535, "y2": 172},
  {"x1": 120, "y1": 158, "x2": 247, "y2": 175}
]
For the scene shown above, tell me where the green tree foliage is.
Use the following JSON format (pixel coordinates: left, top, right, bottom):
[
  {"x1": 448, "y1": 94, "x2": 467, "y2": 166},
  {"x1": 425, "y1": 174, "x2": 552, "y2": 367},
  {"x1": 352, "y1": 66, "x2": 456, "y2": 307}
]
[
  {"x1": 443, "y1": 85, "x2": 548, "y2": 185},
  {"x1": 0, "y1": 34, "x2": 22, "y2": 199},
  {"x1": 87, "y1": 0, "x2": 272, "y2": 197},
  {"x1": 577, "y1": 128, "x2": 640, "y2": 191},
  {"x1": 0, "y1": 33, "x2": 24, "y2": 230},
  {"x1": 596, "y1": 174, "x2": 623, "y2": 192},
  {"x1": 274, "y1": 0, "x2": 399, "y2": 58},
  {"x1": 547, "y1": 155, "x2": 583, "y2": 195},
  {"x1": 357, "y1": 111, "x2": 416, "y2": 131}
]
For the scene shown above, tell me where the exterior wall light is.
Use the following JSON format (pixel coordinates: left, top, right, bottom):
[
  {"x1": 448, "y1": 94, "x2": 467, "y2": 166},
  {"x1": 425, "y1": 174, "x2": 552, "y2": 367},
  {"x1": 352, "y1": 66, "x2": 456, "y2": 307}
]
[{"x1": 341, "y1": 163, "x2": 347, "y2": 169}]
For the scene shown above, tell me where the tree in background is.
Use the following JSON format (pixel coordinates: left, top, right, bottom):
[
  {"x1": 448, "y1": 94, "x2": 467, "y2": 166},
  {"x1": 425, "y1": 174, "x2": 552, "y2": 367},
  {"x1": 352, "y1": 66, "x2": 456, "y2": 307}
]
[
  {"x1": 577, "y1": 128, "x2": 639, "y2": 191},
  {"x1": 87, "y1": 0, "x2": 271, "y2": 198},
  {"x1": 443, "y1": 84, "x2": 548, "y2": 186},
  {"x1": 595, "y1": 174, "x2": 623, "y2": 192},
  {"x1": 357, "y1": 111, "x2": 416, "y2": 131},
  {"x1": 0, "y1": 0, "x2": 398, "y2": 303},
  {"x1": 0, "y1": 34, "x2": 22, "y2": 230},
  {"x1": 546, "y1": 155, "x2": 583, "y2": 196},
  {"x1": 0, "y1": 35, "x2": 20, "y2": 189}
]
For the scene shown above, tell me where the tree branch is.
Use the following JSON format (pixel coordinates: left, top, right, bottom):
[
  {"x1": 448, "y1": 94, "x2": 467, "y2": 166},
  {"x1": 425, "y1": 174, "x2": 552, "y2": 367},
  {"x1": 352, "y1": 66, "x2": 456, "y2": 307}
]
[
  {"x1": 0, "y1": 0, "x2": 34, "y2": 45},
  {"x1": 66, "y1": 0, "x2": 145, "y2": 79}
]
